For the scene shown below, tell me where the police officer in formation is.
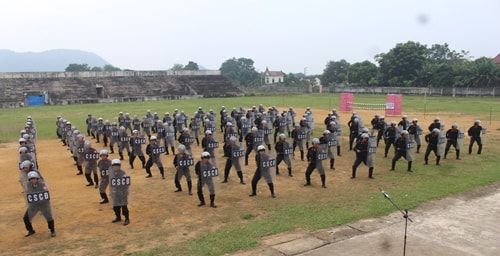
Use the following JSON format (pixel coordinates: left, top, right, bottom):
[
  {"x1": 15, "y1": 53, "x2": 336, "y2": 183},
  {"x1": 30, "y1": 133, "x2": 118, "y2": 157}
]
[
  {"x1": 468, "y1": 120, "x2": 483, "y2": 155},
  {"x1": 444, "y1": 123, "x2": 461, "y2": 160},
  {"x1": 195, "y1": 152, "x2": 218, "y2": 208},
  {"x1": 223, "y1": 136, "x2": 245, "y2": 184},
  {"x1": 249, "y1": 145, "x2": 276, "y2": 198},
  {"x1": 98, "y1": 149, "x2": 111, "y2": 204},
  {"x1": 275, "y1": 133, "x2": 293, "y2": 176},
  {"x1": 391, "y1": 130, "x2": 413, "y2": 172},
  {"x1": 23, "y1": 171, "x2": 56, "y2": 237},
  {"x1": 424, "y1": 128, "x2": 441, "y2": 165},
  {"x1": 83, "y1": 140, "x2": 99, "y2": 188},
  {"x1": 351, "y1": 133, "x2": 374, "y2": 179},
  {"x1": 407, "y1": 118, "x2": 423, "y2": 153},
  {"x1": 144, "y1": 136, "x2": 165, "y2": 179},
  {"x1": 304, "y1": 138, "x2": 327, "y2": 188},
  {"x1": 109, "y1": 159, "x2": 130, "y2": 225},
  {"x1": 173, "y1": 144, "x2": 194, "y2": 195},
  {"x1": 129, "y1": 130, "x2": 146, "y2": 169}
]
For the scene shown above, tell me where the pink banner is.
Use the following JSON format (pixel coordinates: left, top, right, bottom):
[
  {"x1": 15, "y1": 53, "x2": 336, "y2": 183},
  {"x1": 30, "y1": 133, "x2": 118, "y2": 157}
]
[
  {"x1": 385, "y1": 94, "x2": 402, "y2": 116},
  {"x1": 340, "y1": 93, "x2": 354, "y2": 112}
]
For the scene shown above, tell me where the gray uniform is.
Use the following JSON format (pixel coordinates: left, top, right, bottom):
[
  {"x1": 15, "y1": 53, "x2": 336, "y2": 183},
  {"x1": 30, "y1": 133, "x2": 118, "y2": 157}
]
[{"x1": 23, "y1": 179, "x2": 54, "y2": 235}]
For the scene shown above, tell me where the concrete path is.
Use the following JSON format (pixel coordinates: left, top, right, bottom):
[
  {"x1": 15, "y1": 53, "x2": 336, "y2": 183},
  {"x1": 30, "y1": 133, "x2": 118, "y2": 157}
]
[{"x1": 228, "y1": 182, "x2": 500, "y2": 256}]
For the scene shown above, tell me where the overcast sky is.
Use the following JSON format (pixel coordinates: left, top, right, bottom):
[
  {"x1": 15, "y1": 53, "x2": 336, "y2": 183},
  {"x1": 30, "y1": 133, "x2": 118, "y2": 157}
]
[{"x1": 1, "y1": 0, "x2": 499, "y2": 74}]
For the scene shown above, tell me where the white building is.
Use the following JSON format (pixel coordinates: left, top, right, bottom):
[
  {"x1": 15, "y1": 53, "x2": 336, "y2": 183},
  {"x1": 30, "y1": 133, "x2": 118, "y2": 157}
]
[{"x1": 262, "y1": 67, "x2": 284, "y2": 84}]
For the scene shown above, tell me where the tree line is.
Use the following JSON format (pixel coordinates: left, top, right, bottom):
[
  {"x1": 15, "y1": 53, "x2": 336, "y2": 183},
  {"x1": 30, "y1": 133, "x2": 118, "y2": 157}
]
[{"x1": 66, "y1": 41, "x2": 500, "y2": 88}]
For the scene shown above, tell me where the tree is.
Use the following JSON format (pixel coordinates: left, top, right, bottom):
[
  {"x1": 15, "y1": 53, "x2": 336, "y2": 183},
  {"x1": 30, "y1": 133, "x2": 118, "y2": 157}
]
[
  {"x1": 65, "y1": 63, "x2": 91, "y2": 72},
  {"x1": 376, "y1": 41, "x2": 427, "y2": 86},
  {"x1": 219, "y1": 57, "x2": 260, "y2": 87},
  {"x1": 91, "y1": 66, "x2": 103, "y2": 71},
  {"x1": 321, "y1": 59, "x2": 350, "y2": 86},
  {"x1": 466, "y1": 57, "x2": 500, "y2": 88},
  {"x1": 103, "y1": 64, "x2": 121, "y2": 71},
  {"x1": 183, "y1": 61, "x2": 199, "y2": 71},
  {"x1": 170, "y1": 64, "x2": 184, "y2": 71},
  {"x1": 347, "y1": 61, "x2": 378, "y2": 86}
]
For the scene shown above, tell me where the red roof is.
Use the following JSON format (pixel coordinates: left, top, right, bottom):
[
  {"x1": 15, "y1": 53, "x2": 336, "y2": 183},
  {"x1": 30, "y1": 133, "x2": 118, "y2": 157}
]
[
  {"x1": 493, "y1": 53, "x2": 500, "y2": 65},
  {"x1": 262, "y1": 67, "x2": 284, "y2": 77}
]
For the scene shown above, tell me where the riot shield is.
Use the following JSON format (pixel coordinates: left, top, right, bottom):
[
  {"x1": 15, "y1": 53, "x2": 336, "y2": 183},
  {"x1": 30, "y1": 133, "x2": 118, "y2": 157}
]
[
  {"x1": 335, "y1": 128, "x2": 342, "y2": 146},
  {"x1": 262, "y1": 152, "x2": 277, "y2": 182},
  {"x1": 437, "y1": 130, "x2": 446, "y2": 156},
  {"x1": 457, "y1": 128, "x2": 464, "y2": 150},
  {"x1": 481, "y1": 127, "x2": 487, "y2": 144},
  {"x1": 358, "y1": 119, "x2": 365, "y2": 135},
  {"x1": 201, "y1": 162, "x2": 220, "y2": 195},
  {"x1": 406, "y1": 135, "x2": 416, "y2": 162},
  {"x1": 367, "y1": 136, "x2": 377, "y2": 168},
  {"x1": 440, "y1": 122, "x2": 446, "y2": 131},
  {"x1": 109, "y1": 168, "x2": 131, "y2": 207},
  {"x1": 396, "y1": 126, "x2": 403, "y2": 140},
  {"x1": 298, "y1": 130, "x2": 307, "y2": 150},
  {"x1": 316, "y1": 147, "x2": 327, "y2": 175},
  {"x1": 231, "y1": 144, "x2": 245, "y2": 173},
  {"x1": 283, "y1": 142, "x2": 293, "y2": 168}
]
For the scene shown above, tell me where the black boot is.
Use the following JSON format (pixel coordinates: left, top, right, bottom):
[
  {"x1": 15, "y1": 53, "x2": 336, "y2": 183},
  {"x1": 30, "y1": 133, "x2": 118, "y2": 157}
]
[
  {"x1": 300, "y1": 150, "x2": 304, "y2": 161},
  {"x1": 456, "y1": 150, "x2": 461, "y2": 160},
  {"x1": 245, "y1": 155, "x2": 249, "y2": 166},
  {"x1": 119, "y1": 152, "x2": 124, "y2": 160},
  {"x1": 23, "y1": 212, "x2": 35, "y2": 237},
  {"x1": 268, "y1": 183, "x2": 276, "y2": 198},
  {"x1": 139, "y1": 156, "x2": 146, "y2": 168},
  {"x1": 73, "y1": 156, "x2": 78, "y2": 163},
  {"x1": 165, "y1": 146, "x2": 169, "y2": 155},
  {"x1": 171, "y1": 146, "x2": 175, "y2": 155},
  {"x1": 129, "y1": 155, "x2": 135, "y2": 169},
  {"x1": 304, "y1": 173, "x2": 311, "y2": 186},
  {"x1": 48, "y1": 220, "x2": 56, "y2": 237},
  {"x1": 187, "y1": 181, "x2": 193, "y2": 195},
  {"x1": 196, "y1": 138, "x2": 200, "y2": 146},
  {"x1": 85, "y1": 174, "x2": 94, "y2": 186},
  {"x1": 417, "y1": 145, "x2": 421, "y2": 153},
  {"x1": 197, "y1": 192, "x2": 205, "y2": 206},
  {"x1": 351, "y1": 166, "x2": 357, "y2": 179},
  {"x1": 122, "y1": 206, "x2": 129, "y2": 225},
  {"x1": 330, "y1": 159, "x2": 335, "y2": 170},
  {"x1": 320, "y1": 174, "x2": 326, "y2": 188},
  {"x1": 93, "y1": 173, "x2": 99, "y2": 188},
  {"x1": 276, "y1": 166, "x2": 280, "y2": 175},
  {"x1": 210, "y1": 194, "x2": 217, "y2": 208},
  {"x1": 368, "y1": 167, "x2": 374, "y2": 179},
  {"x1": 174, "y1": 178, "x2": 182, "y2": 192},
  {"x1": 237, "y1": 171, "x2": 245, "y2": 184},
  {"x1": 110, "y1": 146, "x2": 114, "y2": 154},
  {"x1": 337, "y1": 146, "x2": 341, "y2": 156},
  {"x1": 288, "y1": 167, "x2": 292, "y2": 177},
  {"x1": 76, "y1": 165, "x2": 83, "y2": 175},
  {"x1": 408, "y1": 161, "x2": 413, "y2": 172},
  {"x1": 100, "y1": 193, "x2": 109, "y2": 204},
  {"x1": 159, "y1": 167, "x2": 165, "y2": 179},
  {"x1": 112, "y1": 206, "x2": 121, "y2": 222},
  {"x1": 436, "y1": 156, "x2": 441, "y2": 166},
  {"x1": 391, "y1": 160, "x2": 396, "y2": 171},
  {"x1": 306, "y1": 142, "x2": 309, "y2": 149}
]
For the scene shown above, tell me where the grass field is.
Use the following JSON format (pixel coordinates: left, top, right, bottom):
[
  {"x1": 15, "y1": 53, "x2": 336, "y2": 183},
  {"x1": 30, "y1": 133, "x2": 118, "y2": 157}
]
[
  {"x1": 1, "y1": 93, "x2": 499, "y2": 256},
  {"x1": 1, "y1": 94, "x2": 499, "y2": 142}
]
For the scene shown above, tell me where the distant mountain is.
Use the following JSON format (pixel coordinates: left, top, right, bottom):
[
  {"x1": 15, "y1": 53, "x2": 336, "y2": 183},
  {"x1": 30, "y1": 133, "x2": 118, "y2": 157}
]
[{"x1": 0, "y1": 49, "x2": 110, "y2": 72}]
